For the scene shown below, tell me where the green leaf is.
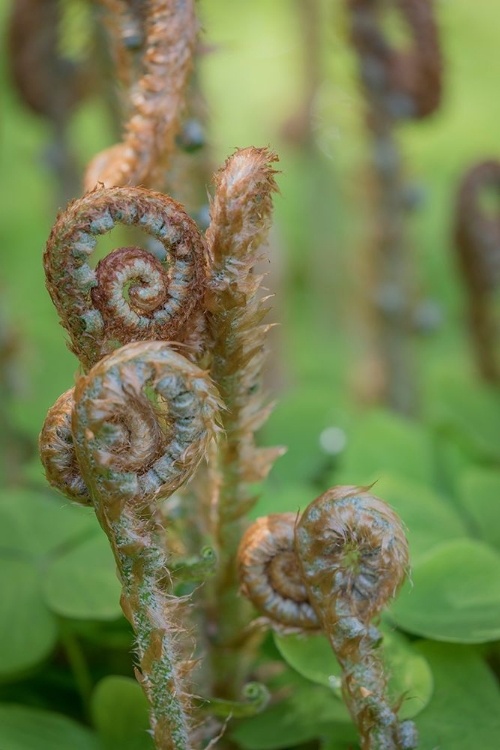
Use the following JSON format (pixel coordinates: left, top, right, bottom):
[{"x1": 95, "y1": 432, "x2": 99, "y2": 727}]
[
  {"x1": 458, "y1": 467, "x2": 500, "y2": 551},
  {"x1": 262, "y1": 389, "x2": 351, "y2": 484},
  {"x1": 365, "y1": 473, "x2": 469, "y2": 562},
  {"x1": 274, "y1": 625, "x2": 433, "y2": 719},
  {"x1": 335, "y1": 410, "x2": 434, "y2": 486},
  {"x1": 0, "y1": 489, "x2": 96, "y2": 558},
  {"x1": 390, "y1": 539, "x2": 500, "y2": 643},
  {"x1": 43, "y1": 533, "x2": 122, "y2": 620},
  {"x1": 231, "y1": 671, "x2": 350, "y2": 750},
  {"x1": 0, "y1": 558, "x2": 57, "y2": 677},
  {"x1": 91, "y1": 676, "x2": 154, "y2": 750},
  {"x1": 250, "y1": 483, "x2": 316, "y2": 520},
  {"x1": 0, "y1": 704, "x2": 98, "y2": 750},
  {"x1": 415, "y1": 641, "x2": 500, "y2": 749},
  {"x1": 428, "y1": 378, "x2": 500, "y2": 462}
]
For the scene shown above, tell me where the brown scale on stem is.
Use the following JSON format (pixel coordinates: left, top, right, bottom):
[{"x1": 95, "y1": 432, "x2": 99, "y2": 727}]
[
  {"x1": 455, "y1": 160, "x2": 500, "y2": 383},
  {"x1": 85, "y1": 0, "x2": 197, "y2": 189},
  {"x1": 44, "y1": 186, "x2": 209, "y2": 370},
  {"x1": 238, "y1": 486, "x2": 416, "y2": 750}
]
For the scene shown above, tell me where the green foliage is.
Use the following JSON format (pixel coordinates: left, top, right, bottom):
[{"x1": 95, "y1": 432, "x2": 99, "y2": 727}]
[
  {"x1": 91, "y1": 677, "x2": 154, "y2": 750},
  {"x1": 0, "y1": 488, "x2": 121, "y2": 676},
  {"x1": 390, "y1": 539, "x2": 500, "y2": 643},
  {"x1": 274, "y1": 625, "x2": 434, "y2": 719},
  {"x1": 0, "y1": 705, "x2": 98, "y2": 750}
]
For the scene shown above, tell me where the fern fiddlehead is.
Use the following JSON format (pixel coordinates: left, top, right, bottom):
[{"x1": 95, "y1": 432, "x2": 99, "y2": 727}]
[
  {"x1": 44, "y1": 186, "x2": 209, "y2": 370},
  {"x1": 238, "y1": 486, "x2": 416, "y2": 750},
  {"x1": 41, "y1": 341, "x2": 221, "y2": 749},
  {"x1": 85, "y1": 0, "x2": 197, "y2": 190}
]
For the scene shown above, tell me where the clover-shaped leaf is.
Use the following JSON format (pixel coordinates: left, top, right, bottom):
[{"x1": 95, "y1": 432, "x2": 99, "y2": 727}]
[{"x1": 0, "y1": 489, "x2": 121, "y2": 676}]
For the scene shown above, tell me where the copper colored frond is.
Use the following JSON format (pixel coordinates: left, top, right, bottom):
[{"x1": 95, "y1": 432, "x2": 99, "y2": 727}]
[
  {"x1": 348, "y1": 0, "x2": 442, "y2": 121},
  {"x1": 41, "y1": 341, "x2": 221, "y2": 749},
  {"x1": 8, "y1": 0, "x2": 91, "y2": 121},
  {"x1": 44, "y1": 186, "x2": 209, "y2": 370},
  {"x1": 238, "y1": 487, "x2": 415, "y2": 750},
  {"x1": 237, "y1": 513, "x2": 320, "y2": 630},
  {"x1": 39, "y1": 389, "x2": 91, "y2": 505},
  {"x1": 85, "y1": 0, "x2": 197, "y2": 189},
  {"x1": 203, "y1": 146, "x2": 283, "y2": 693},
  {"x1": 455, "y1": 160, "x2": 500, "y2": 382},
  {"x1": 206, "y1": 147, "x2": 283, "y2": 514}
]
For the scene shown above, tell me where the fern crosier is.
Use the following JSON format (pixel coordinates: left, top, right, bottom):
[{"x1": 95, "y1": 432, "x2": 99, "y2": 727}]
[
  {"x1": 85, "y1": 0, "x2": 197, "y2": 190},
  {"x1": 40, "y1": 341, "x2": 221, "y2": 750},
  {"x1": 44, "y1": 186, "x2": 209, "y2": 370},
  {"x1": 238, "y1": 486, "x2": 417, "y2": 750}
]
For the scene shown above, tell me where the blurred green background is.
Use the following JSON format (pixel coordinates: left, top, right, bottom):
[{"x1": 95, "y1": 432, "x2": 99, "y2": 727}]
[{"x1": 2, "y1": 1, "x2": 500, "y2": 749}]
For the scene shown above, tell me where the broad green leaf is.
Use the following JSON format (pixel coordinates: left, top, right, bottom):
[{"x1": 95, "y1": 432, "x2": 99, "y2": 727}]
[
  {"x1": 415, "y1": 641, "x2": 500, "y2": 749},
  {"x1": 262, "y1": 389, "x2": 350, "y2": 484},
  {"x1": 274, "y1": 625, "x2": 433, "y2": 719},
  {"x1": 428, "y1": 378, "x2": 500, "y2": 462},
  {"x1": 231, "y1": 672, "x2": 350, "y2": 750},
  {"x1": 458, "y1": 467, "x2": 500, "y2": 550},
  {"x1": 250, "y1": 483, "x2": 316, "y2": 520},
  {"x1": 334, "y1": 410, "x2": 434, "y2": 486},
  {"x1": 43, "y1": 533, "x2": 122, "y2": 620},
  {"x1": 0, "y1": 558, "x2": 57, "y2": 676},
  {"x1": 91, "y1": 676, "x2": 154, "y2": 750},
  {"x1": 365, "y1": 473, "x2": 469, "y2": 562},
  {"x1": 390, "y1": 539, "x2": 500, "y2": 643},
  {"x1": 0, "y1": 704, "x2": 98, "y2": 750},
  {"x1": 0, "y1": 489, "x2": 96, "y2": 558}
]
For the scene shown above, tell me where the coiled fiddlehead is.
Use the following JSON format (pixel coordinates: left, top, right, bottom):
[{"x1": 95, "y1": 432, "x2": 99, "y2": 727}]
[
  {"x1": 455, "y1": 160, "x2": 500, "y2": 382},
  {"x1": 85, "y1": 0, "x2": 197, "y2": 189},
  {"x1": 238, "y1": 486, "x2": 416, "y2": 750},
  {"x1": 348, "y1": 0, "x2": 441, "y2": 122},
  {"x1": 44, "y1": 186, "x2": 208, "y2": 370},
  {"x1": 40, "y1": 341, "x2": 221, "y2": 750}
]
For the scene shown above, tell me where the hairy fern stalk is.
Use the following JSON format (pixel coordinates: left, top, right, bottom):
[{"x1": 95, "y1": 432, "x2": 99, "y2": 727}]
[{"x1": 38, "y1": 1, "x2": 414, "y2": 748}]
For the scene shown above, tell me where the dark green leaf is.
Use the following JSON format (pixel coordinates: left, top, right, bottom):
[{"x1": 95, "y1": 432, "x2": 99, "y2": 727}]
[
  {"x1": 0, "y1": 704, "x2": 98, "y2": 750},
  {"x1": 0, "y1": 558, "x2": 57, "y2": 676}
]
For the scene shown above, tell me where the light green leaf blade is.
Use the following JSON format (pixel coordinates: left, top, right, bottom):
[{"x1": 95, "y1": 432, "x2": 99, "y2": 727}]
[
  {"x1": 0, "y1": 704, "x2": 98, "y2": 750},
  {"x1": 334, "y1": 410, "x2": 434, "y2": 486},
  {"x1": 250, "y1": 483, "x2": 315, "y2": 521},
  {"x1": 274, "y1": 625, "x2": 433, "y2": 719},
  {"x1": 390, "y1": 539, "x2": 500, "y2": 643},
  {"x1": 43, "y1": 533, "x2": 122, "y2": 620},
  {"x1": 91, "y1": 676, "x2": 154, "y2": 750},
  {"x1": 0, "y1": 558, "x2": 57, "y2": 676},
  {"x1": 0, "y1": 489, "x2": 96, "y2": 558},
  {"x1": 458, "y1": 467, "x2": 500, "y2": 551},
  {"x1": 415, "y1": 641, "x2": 500, "y2": 750}
]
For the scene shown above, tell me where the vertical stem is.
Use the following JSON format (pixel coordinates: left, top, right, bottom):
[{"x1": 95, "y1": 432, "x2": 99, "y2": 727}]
[
  {"x1": 100, "y1": 504, "x2": 192, "y2": 750},
  {"x1": 58, "y1": 618, "x2": 93, "y2": 721}
]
